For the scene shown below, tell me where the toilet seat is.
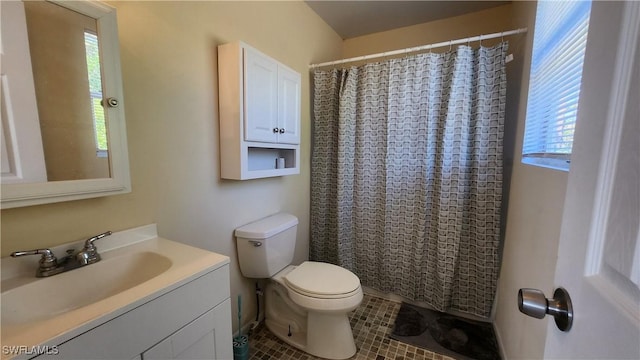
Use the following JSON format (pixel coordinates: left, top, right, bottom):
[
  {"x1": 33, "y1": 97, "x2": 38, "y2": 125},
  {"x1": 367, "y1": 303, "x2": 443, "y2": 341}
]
[{"x1": 284, "y1": 261, "x2": 360, "y2": 299}]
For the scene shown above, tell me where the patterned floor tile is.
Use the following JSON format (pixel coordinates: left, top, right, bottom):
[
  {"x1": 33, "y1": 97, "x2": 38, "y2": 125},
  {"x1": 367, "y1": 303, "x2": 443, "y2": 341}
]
[{"x1": 248, "y1": 294, "x2": 456, "y2": 360}]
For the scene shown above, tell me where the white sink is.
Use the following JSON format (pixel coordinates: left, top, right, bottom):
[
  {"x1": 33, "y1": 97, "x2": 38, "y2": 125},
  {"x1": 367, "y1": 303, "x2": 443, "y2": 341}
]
[{"x1": 1, "y1": 251, "x2": 172, "y2": 326}]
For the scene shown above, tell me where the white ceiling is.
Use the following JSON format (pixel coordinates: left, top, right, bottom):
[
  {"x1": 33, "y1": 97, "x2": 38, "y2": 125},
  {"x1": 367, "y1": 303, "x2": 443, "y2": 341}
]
[{"x1": 305, "y1": 1, "x2": 510, "y2": 39}]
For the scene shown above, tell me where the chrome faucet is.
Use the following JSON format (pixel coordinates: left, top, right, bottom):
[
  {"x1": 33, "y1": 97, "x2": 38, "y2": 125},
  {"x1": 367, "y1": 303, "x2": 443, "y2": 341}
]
[
  {"x1": 10, "y1": 231, "x2": 112, "y2": 277},
  {"x1": 76, "y1": 231, "x2": 112, "y2": 265}
]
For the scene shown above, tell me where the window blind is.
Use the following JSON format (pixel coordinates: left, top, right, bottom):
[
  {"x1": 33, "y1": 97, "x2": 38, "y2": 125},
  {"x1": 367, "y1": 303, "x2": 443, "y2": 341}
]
[
  {"x1": 84, "y1": 31, "x2": 108, "y2": 152},
  {"x1": 522, "y1": 0, "x2": 592, "y2": 166}
]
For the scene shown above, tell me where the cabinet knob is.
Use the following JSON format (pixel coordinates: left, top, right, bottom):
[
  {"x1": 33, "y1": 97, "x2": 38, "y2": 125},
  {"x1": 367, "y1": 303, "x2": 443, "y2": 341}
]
[
  {"x1": 273, "y1": 128, "x2": 279, "y2": 133},
  {"x1": 279, "y1": 128, "x2": 285, "y2": 134},
  {"x1": 106, "y1": 97, "x2": 119, "y2": 108}
]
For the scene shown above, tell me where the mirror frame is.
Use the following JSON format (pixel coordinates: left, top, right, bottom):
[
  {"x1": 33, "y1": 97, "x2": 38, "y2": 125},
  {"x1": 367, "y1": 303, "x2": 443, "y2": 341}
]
[{"x1": 1, "y1": 0, "x2": 130, "y2": 209}]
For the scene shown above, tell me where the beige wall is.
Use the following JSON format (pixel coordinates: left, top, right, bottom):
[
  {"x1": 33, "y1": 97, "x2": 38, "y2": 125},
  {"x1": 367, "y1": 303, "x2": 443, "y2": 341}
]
[
  {"x1": 1, "y1": 0, "x2": 342, "y2": 334},
  {"x1": 494, "y1": 1, "x2": 569, "y2": 359},
  {"x1": 342, "y1": 4, "x2": 515, "y2": 58}
]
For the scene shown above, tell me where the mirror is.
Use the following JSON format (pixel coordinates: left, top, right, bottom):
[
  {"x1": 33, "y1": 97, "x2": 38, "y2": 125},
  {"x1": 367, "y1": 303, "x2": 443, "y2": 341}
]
[
  {"x1": 1, "y1": 0, "x2": 130, "y2": 208},
  {"x1": 24, "y1": 0, "x2": 111, "y2": 181}
]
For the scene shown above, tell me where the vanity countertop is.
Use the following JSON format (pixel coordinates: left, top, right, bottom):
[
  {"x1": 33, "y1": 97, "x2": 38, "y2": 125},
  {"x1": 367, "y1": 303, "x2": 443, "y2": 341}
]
[{"x1": 0, "y1": 224, "x2": 229, "y2": 359}]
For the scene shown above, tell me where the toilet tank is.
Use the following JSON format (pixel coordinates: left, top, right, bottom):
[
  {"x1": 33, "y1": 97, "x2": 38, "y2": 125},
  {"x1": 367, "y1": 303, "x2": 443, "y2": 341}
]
[{"x1": 235, "y1": 213, "x2": 298, "y2": 278}]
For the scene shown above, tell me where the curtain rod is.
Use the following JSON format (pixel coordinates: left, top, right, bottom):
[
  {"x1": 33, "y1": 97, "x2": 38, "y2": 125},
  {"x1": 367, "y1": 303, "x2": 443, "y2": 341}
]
[{"x1": 309, "y1": 27, "x2": 528, "y2": 69}]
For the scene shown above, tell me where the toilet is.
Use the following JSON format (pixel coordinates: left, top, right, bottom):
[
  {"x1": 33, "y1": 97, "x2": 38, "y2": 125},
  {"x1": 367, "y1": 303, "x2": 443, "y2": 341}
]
[{"x1": 235, "y1": 213, "x2": 363, "y2": 360}]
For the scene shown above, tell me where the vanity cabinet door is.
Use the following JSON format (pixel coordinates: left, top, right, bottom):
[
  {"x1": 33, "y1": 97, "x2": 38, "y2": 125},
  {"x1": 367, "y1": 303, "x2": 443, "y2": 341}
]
[{"x1": 143, "y1": 298, "x2": 233, "y2": 360}]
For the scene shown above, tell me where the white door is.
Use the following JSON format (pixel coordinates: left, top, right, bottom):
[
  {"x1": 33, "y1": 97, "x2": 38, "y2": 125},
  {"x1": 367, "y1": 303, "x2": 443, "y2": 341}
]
[{"x1": 542, "y1": 1, "x2": 639, "y2": 358}]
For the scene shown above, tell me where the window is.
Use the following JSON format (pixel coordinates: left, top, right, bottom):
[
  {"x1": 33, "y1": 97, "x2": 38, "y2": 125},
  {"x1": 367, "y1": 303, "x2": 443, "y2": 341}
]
[
  {"x1": 84, "y1": 31, "x2": 108, "y2": 158},
  {"x1": 522, "y1": 0, "x2": 592, "y2": 170}
]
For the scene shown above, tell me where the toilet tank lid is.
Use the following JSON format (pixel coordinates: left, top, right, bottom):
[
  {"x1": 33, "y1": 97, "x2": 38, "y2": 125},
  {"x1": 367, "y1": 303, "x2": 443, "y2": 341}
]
[{"x1": 235, "y1": 213, "x2": 298, "y2": 239}]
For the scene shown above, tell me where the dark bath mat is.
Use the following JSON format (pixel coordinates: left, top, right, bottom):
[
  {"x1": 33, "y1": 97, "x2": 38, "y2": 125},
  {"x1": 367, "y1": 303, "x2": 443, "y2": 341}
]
[{"x1": 390, "y1": 302, "x2": 501, "y2": 360}]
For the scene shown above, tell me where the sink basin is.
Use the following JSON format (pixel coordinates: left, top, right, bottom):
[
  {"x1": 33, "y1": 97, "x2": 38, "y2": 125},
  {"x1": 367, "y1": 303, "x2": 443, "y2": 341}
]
[{"x1": 1, "y1": 251, "x2": 172, "y2": 326}]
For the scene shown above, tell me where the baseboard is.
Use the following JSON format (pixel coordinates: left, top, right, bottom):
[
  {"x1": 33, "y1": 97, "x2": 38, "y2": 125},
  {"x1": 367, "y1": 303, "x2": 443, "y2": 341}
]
[
  {"x1": 241, "y1": 321, "x2": 256, "y2": 336},
  {"x1": 493, "y1": 322, "x2": 507, "y2": 360}
]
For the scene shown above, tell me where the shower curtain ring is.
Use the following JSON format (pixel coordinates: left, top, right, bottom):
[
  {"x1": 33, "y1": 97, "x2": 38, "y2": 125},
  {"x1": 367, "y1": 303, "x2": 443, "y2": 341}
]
[{"x1": 449, "y1": 40, "x2": 452, "y2": 51}]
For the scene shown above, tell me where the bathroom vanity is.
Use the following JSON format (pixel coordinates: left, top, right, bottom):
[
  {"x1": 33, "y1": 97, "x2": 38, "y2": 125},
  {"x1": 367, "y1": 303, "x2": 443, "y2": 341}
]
[{"x1": 0, "y1": 225, "x2": 232, "y2": 360}]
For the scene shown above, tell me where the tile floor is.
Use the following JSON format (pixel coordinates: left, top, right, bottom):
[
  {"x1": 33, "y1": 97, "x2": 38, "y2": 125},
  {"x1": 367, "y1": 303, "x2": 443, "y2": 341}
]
[{"x1": 248, "y1": 293, "x2": 456, "y2": 360}]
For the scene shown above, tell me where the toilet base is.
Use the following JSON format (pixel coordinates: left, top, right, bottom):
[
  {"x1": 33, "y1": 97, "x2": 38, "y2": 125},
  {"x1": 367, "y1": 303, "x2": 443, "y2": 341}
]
[
  {"x1": 306, "y1": 311, "x2": 357, "y2": 359},
  {"x1": 265, "y1": 282, "x2": 358, "y2": 359}
]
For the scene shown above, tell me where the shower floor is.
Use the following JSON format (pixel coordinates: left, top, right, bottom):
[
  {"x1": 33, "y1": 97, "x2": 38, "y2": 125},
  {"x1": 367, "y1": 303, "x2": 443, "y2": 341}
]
[
  {"x1": 248, "y1": 293, "x2": 456, "y2": 360},
  {"x1": 390, "y1": 302, "x2": 500, "y2": 360}
]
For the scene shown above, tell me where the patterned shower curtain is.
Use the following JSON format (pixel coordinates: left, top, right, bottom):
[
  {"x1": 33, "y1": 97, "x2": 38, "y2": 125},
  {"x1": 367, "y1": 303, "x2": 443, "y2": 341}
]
[{"x1": 311, "y1": 43, "x2": 507, "y2": 318}]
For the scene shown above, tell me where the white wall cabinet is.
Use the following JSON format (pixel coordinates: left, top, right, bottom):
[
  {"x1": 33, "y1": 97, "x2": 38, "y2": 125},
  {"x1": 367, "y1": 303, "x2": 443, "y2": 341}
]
[
  {"x1": 34, "y1": 265, "x2": 232, "y2": 360},
  {"x1": 218, "y1": 41, "x2": 300, "y2": 180},
  {"x1": 241, "y1": 45, "x2": 300, "y2": 145}
]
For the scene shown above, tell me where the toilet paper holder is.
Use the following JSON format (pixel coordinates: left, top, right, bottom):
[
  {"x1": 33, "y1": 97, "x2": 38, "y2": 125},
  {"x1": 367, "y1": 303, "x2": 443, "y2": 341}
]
[{"x1": 518, "y1": 287, "x2": 573, "y2": 332}]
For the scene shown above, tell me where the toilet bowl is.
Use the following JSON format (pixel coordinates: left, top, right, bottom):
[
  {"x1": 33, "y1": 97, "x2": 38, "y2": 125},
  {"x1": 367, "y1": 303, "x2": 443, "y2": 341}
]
[
  {"x1": 267, "y1": 262, "x2": 363, "y2": 359},
  {"x1": 235, "y1": 213, "x2": 363, "y2": 359}
]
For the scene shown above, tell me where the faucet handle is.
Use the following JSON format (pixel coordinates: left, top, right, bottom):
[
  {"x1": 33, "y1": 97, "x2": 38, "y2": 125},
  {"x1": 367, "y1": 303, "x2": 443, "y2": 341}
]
[
  {"x1": 78, "y1": 231, "x2": 112, "y2": 265},
  {"x1": 83, "y1": 231, "x2": 112, "y2": 250},
  {"x1": 11, "y1": 248, "x2": 58, "y2": 270}
]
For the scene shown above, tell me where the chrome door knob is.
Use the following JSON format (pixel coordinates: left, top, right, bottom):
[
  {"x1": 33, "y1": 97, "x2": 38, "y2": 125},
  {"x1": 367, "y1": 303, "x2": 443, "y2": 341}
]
[{"x1": 518, "y1": 287, "x2": 573, "y2": 332}]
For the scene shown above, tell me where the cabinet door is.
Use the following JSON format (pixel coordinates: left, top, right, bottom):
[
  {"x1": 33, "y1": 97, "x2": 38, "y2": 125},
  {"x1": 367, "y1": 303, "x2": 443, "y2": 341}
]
[
  {"x1": 243, "y1": 47, "x2": 278, "y2": 143},
  {"x1": 277, "y1": 66, "x2": 301, "y2": 144},
  {"x1": 143, "y1": 298, "x2": 232, "y2": 360},
  {"x1": 1, "y1": 1, "x2": 47, "y2": 184}
]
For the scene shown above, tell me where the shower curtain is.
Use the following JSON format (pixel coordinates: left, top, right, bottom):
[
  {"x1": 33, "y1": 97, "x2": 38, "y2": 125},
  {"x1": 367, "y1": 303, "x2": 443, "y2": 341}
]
[{"x1": 311, "y1": 43, "x2": 507, "y2": 318}]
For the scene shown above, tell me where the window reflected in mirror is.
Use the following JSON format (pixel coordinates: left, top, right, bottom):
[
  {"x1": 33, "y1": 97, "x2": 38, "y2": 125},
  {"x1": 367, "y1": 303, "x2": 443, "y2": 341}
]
[
  {"x1": 24, "y1": 0, "x2": 111, "y2": 181},
  {"x1": 84, "y1": 31, "x2": 108, "y2": 159}
]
